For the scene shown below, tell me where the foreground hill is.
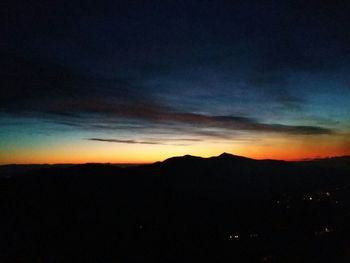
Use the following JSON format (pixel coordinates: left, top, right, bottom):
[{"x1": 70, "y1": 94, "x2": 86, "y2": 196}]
[{"x1": 1, "y1": 153, "x2": 350, "y2": 262}]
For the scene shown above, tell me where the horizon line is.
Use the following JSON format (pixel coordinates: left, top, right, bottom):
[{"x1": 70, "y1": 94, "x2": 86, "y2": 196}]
[{"x1": 1, "y1": 153, "x2": 349, "y2": 166}]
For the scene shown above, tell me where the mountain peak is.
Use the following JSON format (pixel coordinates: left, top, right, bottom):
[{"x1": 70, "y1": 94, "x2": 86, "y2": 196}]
[
  {"x1": 218, "y1": 152, "x2": 251, "y2": 159},
  {"x1": 161, "y1": 154, "x2": 203, "y2": 164},
  {"x1": 219, "y1": 152, "x2": 234, "y2": 158}
]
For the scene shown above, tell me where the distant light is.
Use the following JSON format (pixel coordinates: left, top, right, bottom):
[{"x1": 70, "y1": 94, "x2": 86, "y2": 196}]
[
  {"x1": 315, "y1": 226, "x2": 334, "y2": 236},
  {"x1": 234, "y1": 235, "x2": 239, "y2": 239},
  {"x1": 276, "y1": 200, "x2": 280, "y2": 204},
  {"x1": 309, "y1": 197, "x2": 313, "y2": 201}
]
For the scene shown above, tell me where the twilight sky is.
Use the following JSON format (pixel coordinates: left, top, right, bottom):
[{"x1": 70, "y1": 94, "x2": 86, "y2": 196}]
[{"x1": 1, "y1": 0, "x2": 350, "y2": 164}]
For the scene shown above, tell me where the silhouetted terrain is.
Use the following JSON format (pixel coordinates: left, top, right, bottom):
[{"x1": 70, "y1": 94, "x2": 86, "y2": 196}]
[{"x1": 1, "y1": 153, "x2": 350, "y2": 262}]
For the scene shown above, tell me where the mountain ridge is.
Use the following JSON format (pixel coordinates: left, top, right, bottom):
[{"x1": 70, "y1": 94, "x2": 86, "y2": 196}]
[
  {"x1": 2, "y1": 153, "x2": 350, "y2": 167},
  {"x1": 1, "y1": 153, "x2": 350, "y2": 176}
]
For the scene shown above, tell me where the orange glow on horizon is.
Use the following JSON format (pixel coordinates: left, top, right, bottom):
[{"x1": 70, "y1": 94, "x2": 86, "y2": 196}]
[{"x1": 1, "y1": 133, "x2": 349, "y2": 164}]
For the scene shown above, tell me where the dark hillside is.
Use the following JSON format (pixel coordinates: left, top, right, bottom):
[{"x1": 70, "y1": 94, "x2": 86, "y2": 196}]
[{"x1": 1, "y1": 154, "x2": 350, "y2": 262}]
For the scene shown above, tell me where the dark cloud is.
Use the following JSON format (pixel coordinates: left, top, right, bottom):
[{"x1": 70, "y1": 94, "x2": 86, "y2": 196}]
[
  {"x1": 87, "y1": 137, "x2": 201, "y2": 146},
  {"x1": 62, "y1": 110, "x2": 335, "y2": 136},
  {"x1": 267, "y1": 124, "x2": 334, "y2": 135},
  {"x1": 0, "y1": 53, "x2": 335, "y2": 138},
  {"x1": 156, "y1": 113, "x2": 335, "y2": 135},
  {"x1": 88, "y1": 138, "x2": 160, "y2": 145},
  {"x1": 0, "y1": 53, "x2": 165, "y2": 117}
]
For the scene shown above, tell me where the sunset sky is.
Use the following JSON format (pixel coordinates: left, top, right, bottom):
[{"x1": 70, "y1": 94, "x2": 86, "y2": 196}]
[{"x1": 1, "y1": 0, "x2": 350, "y2": 164}]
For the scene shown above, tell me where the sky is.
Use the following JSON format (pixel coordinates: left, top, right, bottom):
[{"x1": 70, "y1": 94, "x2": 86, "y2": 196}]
[{"x1": 1, "y1": 0, "x2": 350, "y2": 164}]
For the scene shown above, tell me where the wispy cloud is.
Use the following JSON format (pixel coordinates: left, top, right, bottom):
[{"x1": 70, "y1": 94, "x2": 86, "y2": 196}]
[
  {"x1": 88, "y1": 138, "x2": 161, "y2": 145},
  {"x1": 0, "y1": 54, "x2": 337, "y2": 140},
  {"x1": 87, "y1": 137, "x2": 199, "y2": 146}
]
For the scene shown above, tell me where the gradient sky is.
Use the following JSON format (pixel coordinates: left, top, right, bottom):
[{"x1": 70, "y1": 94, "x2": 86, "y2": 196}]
[{"x1": 1, "y1": 0, "x2": 350, "y2": 164}]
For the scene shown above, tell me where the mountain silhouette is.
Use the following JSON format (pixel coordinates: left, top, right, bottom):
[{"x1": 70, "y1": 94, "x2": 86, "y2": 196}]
[{"x1": 1, "y1": 153, "x2": 350, "y2": 262}]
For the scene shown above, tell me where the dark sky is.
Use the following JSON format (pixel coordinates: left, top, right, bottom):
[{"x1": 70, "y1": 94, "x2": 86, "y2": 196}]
[{"x1": 1, "y1": 0, "x2": 350, "y2": 163}]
